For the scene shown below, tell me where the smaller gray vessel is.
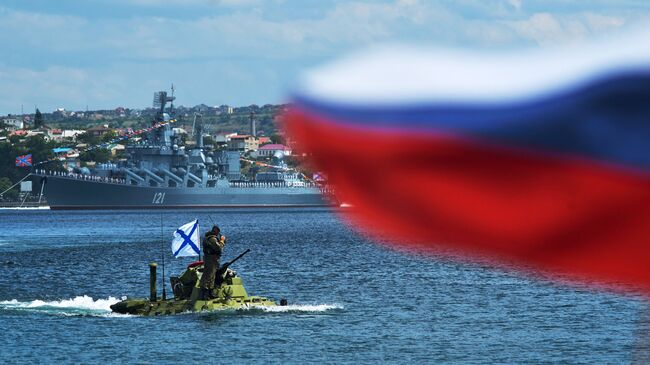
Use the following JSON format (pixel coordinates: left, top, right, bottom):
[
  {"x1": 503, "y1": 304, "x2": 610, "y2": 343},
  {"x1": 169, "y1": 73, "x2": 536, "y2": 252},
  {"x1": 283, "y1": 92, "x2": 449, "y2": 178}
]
[{"x1": 33, "y1": 90, "x2": 336, "y2": 209}]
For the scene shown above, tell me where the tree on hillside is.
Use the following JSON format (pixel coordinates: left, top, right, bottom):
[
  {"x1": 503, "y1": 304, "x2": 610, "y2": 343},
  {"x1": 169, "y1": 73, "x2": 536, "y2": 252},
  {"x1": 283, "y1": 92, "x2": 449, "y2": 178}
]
[
  {"x1": 80, "y1": 148, "x2": 110, "y2": 164},
  {"x1": 100, "y1": 130, "x2": 117, "y2": 143},
  {"x1": 76, "y1": 132, "x2": 99, "y2": 145},
  {"x1": 24, "y1": 135, "x2": 58, "y2": 165},
  {"x1": 270, "y1": 133, "x2": 286, "y2": 145},
  {"x1": 34, "y1": 108, "x2": 44, "y2": 129},
  {"x1": 0, "y1": 177, "x2": 19, "y2": 200},
  {"x1": 0, "y1": 135, "x2": 63, "y2": 201}
]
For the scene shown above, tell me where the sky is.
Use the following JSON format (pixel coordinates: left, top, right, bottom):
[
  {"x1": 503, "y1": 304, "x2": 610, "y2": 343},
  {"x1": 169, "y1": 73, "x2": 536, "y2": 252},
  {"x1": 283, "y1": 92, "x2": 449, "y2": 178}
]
[{"x1": 1, "y1": 0, "x2": 649, "y2": 114}]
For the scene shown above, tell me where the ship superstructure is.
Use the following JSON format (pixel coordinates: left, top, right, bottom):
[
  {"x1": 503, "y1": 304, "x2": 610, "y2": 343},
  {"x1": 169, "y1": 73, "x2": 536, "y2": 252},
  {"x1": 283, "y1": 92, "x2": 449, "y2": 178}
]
[{"x1": 32, "y1": 90, "x2": 335, "y2": 209}]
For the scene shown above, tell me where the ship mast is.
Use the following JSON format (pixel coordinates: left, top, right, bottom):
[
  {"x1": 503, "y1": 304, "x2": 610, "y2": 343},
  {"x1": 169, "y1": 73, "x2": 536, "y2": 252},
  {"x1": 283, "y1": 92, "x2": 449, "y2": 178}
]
[{"x1": 170, "y1": 84, "x2": 175, "y2": 116}]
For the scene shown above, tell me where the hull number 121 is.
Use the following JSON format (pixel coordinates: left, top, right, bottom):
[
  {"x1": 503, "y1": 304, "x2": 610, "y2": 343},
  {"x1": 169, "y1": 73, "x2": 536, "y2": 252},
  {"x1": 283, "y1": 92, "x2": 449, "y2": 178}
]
[{"x1": 152, "y1": 192, "x2": 166, "y2": 204}]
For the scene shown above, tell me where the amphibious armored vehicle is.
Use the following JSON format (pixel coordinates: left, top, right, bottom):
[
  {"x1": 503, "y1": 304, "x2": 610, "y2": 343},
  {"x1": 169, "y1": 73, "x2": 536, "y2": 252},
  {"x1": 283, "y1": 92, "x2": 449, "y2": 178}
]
[{"x1": 111, "y1": 249, "x2": 283, "y2": 316}]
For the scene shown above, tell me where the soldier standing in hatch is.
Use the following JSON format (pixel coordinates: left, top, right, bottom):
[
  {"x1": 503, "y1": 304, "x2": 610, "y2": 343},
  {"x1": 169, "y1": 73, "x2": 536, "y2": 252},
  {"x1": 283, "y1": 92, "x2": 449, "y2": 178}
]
[{"x1": 199, "y1": 225, "x2": 226, "y2": 299}]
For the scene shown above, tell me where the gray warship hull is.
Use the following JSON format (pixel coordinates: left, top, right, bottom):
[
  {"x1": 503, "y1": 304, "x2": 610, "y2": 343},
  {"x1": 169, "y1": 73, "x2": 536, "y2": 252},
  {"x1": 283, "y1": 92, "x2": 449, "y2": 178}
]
[
  {"x1": 35, "y1": 175, "x2": 332, "y2": 210},
  {"x1": 32, "y1": 89, "x2": 335, "y2": 210}
]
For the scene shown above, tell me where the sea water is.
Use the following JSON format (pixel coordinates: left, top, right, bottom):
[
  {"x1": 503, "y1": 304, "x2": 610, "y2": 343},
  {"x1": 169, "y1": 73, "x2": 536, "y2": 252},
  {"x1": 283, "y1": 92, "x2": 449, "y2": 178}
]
[{"x1": 0, "y1": 208, "x2": 645, "y2": 364}]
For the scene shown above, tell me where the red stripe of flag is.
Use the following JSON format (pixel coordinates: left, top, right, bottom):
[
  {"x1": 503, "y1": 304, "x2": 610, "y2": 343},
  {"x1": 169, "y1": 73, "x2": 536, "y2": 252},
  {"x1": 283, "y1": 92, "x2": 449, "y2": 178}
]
[
  {"x1": 286, "y1": 109, "x2": 650, "y2": 293},
  {"x1": 15, "y1": 154, "x2": 32, "y2": 167}
]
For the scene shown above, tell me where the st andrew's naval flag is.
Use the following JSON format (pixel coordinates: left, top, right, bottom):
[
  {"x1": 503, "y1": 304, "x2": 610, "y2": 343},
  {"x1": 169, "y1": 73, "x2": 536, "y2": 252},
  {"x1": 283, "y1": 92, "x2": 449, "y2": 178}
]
[
  {"x1": 171, "y1": 219, "x2": 200, "y2": 258},
  {"x1": 286, "y1": 32, "x2": 650, "y2": 294},
  {"x1": 15, "y1": 154, "x2": 32, "y2": 167}
]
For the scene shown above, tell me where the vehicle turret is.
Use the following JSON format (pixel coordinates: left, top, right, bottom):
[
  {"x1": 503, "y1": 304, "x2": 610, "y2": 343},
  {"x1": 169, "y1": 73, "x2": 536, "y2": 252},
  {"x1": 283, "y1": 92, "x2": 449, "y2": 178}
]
[{"x1": 110, "y1": 249, "x2": 282, "y2": 316}]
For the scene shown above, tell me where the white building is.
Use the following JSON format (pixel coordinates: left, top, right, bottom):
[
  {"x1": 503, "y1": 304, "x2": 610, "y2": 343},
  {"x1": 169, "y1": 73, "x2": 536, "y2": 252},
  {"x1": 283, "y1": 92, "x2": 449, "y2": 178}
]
[
  {"x1": 1, "y1": 117, "x2": 24, "y2": 131},
  {"x1": 219, "y1": 105, "x2": 234, "y2": 115},
  {"x1": 62, "y1": 130, "x2": 85, "y2": 139},
  {"x1": 257, "y1": 144, "x2": 292, "y2": 157}
]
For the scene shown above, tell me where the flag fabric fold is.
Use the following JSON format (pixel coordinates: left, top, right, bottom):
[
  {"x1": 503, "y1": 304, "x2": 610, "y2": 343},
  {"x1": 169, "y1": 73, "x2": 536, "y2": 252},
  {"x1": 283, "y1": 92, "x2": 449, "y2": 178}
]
[
  {"x1": 15, "y1": 154, "x2": 32, "y2": 167},
  {"x1": 286, "y1": 36, "x2": 650, "y2": 293},
  {"x1": 171, "y1": 219, "x2": 200, "y2": 258}
]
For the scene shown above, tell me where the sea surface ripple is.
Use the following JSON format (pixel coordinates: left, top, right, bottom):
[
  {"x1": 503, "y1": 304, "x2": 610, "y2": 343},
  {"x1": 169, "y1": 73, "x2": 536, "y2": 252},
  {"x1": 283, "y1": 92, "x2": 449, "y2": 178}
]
[{"x1": 0, "y1": 208, "x2": 646, "y2": 364}]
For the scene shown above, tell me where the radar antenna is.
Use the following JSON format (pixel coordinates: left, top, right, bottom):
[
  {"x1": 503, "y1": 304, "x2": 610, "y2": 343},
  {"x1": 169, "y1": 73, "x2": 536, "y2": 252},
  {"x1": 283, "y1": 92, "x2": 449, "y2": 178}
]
[{"x1": 152, "y1": 86, "x2": 176, "y2": 124}]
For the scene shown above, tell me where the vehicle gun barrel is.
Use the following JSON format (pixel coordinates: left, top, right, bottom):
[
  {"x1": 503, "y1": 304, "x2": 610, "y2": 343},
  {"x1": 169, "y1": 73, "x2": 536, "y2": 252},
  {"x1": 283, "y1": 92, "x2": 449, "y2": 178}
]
[
  {"x1": 222, "y1": 249, "x2": 250, "y2": 271},
  {"x1": 215, "y1": 249, "x2": 250, "y2": 284}
]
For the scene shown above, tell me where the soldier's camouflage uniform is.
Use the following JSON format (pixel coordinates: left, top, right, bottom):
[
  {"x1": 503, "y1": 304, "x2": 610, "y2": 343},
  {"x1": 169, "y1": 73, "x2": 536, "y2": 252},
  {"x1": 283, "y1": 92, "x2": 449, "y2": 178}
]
[{"x1": 199, "y1": 232, "x2": 224, "y2": 291}]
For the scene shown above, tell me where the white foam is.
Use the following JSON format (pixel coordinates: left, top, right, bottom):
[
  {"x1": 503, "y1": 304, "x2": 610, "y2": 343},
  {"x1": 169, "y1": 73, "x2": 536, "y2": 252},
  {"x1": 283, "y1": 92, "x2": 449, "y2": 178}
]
[
  {"x1": 247, "y1": 303, "x2": 343, "y2": 313},
  {"x1": 0, "y1": 206, "x2": 50, "y2": 210},
  {"x1": 0, "y1": 297, "x2": 342, "y2": 316},
  {"x1": 0, "y1": 295, "x2": 124, "y2": 313}
]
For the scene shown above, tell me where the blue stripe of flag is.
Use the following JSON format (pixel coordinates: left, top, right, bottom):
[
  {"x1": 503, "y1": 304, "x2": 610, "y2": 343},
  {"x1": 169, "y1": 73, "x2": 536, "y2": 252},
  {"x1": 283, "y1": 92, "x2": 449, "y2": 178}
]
[{"x1": 294, "y1": 70, "x2": 650, "y2": 172}]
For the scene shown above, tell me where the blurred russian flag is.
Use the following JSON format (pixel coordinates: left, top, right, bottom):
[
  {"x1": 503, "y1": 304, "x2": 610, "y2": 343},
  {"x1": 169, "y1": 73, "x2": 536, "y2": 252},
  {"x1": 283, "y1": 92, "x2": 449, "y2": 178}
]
[{"x1": 286, "y1": 33, "x2": 650, "y2": 293}]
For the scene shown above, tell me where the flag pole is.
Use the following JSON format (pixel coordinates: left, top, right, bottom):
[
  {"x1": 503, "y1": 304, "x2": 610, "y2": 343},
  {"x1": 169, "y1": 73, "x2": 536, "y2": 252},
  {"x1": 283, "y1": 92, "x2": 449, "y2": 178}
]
[
  {"x1": 198, "y1": 219, "x2": 202, "y2": 261},
  {"x1": 160, "y1": 213, "x2": 167, "y2": 301}
]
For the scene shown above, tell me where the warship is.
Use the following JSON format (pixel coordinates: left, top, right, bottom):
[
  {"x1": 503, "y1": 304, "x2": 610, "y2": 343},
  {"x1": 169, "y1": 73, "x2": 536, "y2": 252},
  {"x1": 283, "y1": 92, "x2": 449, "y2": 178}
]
[
  {"x1": 32, "y1": 90, "x2": 335, "y2": 209},
  {"x1": 111, "y1": 249, "x2": 284, "y2": 315}
]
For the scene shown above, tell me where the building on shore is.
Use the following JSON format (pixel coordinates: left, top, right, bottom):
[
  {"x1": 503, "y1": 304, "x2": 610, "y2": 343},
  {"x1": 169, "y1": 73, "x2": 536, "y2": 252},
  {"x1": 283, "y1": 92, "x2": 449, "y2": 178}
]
[
  {"x1": 227, "y1": 135, "x2": 259, "y2": 152},
  {"x1": 1, "y1": 116, "x2": 24, "y2": 131},
  {"x1": 257, "y1": 143, "x2": 292, "y2": 157},
  {"x1": 87, "y1": 125, "x2": 114, "y2": 137}
]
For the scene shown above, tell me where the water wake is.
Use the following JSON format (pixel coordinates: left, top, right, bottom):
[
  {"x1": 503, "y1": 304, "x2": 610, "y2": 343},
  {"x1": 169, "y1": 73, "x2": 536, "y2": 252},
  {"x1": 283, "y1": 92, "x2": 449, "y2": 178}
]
[
  {"x1": 241, "y1": 303, "x2": 343, "y2": 313},
  {"x1": 0, "y1": 296, "x2": 342, "y2": 317},
  {"x1": 0, "y1": 206, "x2": 50, "y2": 210},
  {"x1": 0, "y1": 295, "x2": 125, "y2": 316}
]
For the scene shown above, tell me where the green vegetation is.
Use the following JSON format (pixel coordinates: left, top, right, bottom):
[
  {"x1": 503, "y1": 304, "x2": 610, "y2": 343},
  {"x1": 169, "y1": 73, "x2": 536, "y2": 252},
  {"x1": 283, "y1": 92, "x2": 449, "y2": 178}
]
[
  {"x1": 52, "y1": 116, "x2": 151, "y2": 130},
  {"x1": 0, "y1": 103, "x2": 290, "y2": 199},
  {"x1": 269, "y1": 133, "x2": 286, "y2": 145},
  {"x1": 0, "y1": 135, "x2": 64, "y2": 199},
  {"x1": 182, "y1": 106, "x2": 282, "y2": 137},
  {"x1": 0, "y1": 177, "x2": 18, "y2": 200},
  {"x1": 27, "y1": 104, "x2": 286, "y2": 136},
  {"x1": 80, "y1": 148, "x2": 110, "y2": 164},
  {"x1": 34, "y1": 109, "x2": 43, "y2": 128}
]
